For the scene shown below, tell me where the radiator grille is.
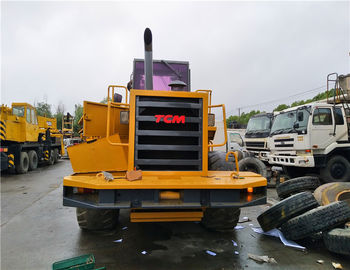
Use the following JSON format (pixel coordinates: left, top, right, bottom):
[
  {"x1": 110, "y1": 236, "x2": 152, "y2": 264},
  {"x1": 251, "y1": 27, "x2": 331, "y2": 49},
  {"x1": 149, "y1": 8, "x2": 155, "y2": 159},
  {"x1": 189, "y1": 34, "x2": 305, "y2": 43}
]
[
  {"x1": 134, "y1": 96, "x2": 203, "y2": 171},
  {"x1": 246, "y1": 141, "x2": 265, "y2": 149}
]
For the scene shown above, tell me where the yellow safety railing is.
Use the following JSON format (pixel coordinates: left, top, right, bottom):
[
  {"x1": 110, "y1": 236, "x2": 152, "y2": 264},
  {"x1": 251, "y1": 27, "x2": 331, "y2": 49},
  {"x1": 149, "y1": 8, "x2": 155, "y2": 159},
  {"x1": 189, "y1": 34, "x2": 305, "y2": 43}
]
[
  {"x1": 225, "y1": 151, "x2": 241, "y2": 179},
  {"x1": 208, "y1": 104, "x2": 227, "y2": 148},
  {"x1": 106, "y1": 85, "x2": 130, "y2": 146}
]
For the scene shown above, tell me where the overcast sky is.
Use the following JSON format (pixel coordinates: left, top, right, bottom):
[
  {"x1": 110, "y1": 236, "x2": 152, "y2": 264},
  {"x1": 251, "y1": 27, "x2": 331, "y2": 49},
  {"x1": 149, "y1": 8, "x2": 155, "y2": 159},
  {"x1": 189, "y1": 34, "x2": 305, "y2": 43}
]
[{"x1": 1, "y1": 1, "x2": 349, "y2": 118}]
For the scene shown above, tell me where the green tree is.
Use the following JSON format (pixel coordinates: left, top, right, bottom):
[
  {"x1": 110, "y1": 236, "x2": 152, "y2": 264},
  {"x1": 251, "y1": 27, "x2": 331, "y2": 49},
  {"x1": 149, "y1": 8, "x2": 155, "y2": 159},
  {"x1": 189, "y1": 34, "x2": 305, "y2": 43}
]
[
  {"x1": 73, "y1": 104, "x2": 83, "y2": 136},
  {"x1": 54, "y1": 102, "x2": 65, "y2": 130},
  {"x1": 273, "y1": 104, "x2": 290, "y2": 112},
  {"x1": 35, "y1": 102, "x2": 53, "y2": 118}
]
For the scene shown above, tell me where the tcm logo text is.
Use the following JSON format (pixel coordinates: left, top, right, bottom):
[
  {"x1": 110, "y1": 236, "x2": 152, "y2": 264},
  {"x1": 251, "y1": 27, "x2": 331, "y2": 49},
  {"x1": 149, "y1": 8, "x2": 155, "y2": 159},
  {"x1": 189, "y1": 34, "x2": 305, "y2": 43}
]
[{"x1": 155, "y1": 115, "x2": 186, "y2": 124}]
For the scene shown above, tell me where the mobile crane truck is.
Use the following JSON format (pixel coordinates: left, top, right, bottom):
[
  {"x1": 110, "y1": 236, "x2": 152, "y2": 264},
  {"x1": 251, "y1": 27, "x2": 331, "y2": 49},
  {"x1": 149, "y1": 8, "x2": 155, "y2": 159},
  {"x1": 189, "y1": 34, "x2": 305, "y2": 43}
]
[
  {"x1": 63, "y1": 29, "x2": 267, "y2": 231},
  {"x1": 0, "y1": 102, "x2": 64, "y2": 173}
]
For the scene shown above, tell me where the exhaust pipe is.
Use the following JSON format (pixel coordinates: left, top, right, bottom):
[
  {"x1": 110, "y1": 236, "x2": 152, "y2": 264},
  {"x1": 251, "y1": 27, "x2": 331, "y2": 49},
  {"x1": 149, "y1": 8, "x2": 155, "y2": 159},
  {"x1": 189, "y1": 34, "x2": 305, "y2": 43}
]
[{"x1": 144, "y1": 28, "x2": 153, "y2": 90}]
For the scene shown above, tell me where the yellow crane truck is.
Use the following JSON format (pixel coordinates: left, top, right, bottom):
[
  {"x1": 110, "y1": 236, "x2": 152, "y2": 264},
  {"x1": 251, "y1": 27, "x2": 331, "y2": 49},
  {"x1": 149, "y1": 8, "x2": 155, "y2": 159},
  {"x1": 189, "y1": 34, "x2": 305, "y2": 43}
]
[
  {"x1": 63, "y1": 29, "x2": 267, "y2": 231},
  {"x1": 0, "y1": 102, "x2": 64, "y2": 173}
]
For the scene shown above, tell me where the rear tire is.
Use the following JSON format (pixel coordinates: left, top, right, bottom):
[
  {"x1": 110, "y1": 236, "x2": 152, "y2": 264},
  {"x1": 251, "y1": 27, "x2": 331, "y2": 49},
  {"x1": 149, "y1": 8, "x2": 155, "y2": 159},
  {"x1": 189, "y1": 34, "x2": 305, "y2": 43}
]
[
  {"x1": 76, "y1": 208, "x2": 119, "y2": 231},
  {"x1": 320, "y1": 155, "x2": 350, "y2": 182},
  {"x1": 28, "y1": 150, "x2": 38, "y2": 171},
  {"x1": 276, "y1": 176, "x2": 320, "y2": 199},
  {"x1": 281, "y1": 201, "x2": 350, "y2": 240},
  {"x1": 257, "y1": 192, "x2": 318, "y2": 232},
  {"x1": 202, "y1": 151, "x2": 240, "y2": 231},
  {"x1": 48, "y1": 150, "x2": 55, "y2": 165},
  {"x1": 323, "y1": 228, "x2": 350, "y2": 255},
  {"x1": 238, "y1": 157, "x2": 267, "y2": 178},
  {"x1": 53, "y1": 148, "x2": 59, "y2": 163},
  {"x1": 15, "y1": 151, "x2": 29, "y2": 174},
  {"x1": 202, "y1": 208, "x2": 241, "y2": 231}
]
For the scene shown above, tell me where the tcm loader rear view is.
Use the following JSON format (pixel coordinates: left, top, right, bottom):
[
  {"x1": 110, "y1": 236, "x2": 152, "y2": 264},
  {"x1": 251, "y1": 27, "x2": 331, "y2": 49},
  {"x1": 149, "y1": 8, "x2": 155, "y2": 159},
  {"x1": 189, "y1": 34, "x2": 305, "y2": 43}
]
[{"x1": 63, "y1": 28, "x2": 267, "y2": 231}]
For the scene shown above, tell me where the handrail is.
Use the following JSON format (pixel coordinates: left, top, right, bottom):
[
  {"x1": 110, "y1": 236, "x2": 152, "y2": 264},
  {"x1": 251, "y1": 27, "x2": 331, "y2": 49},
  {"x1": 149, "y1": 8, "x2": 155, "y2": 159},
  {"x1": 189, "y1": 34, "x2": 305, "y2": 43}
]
[
  {"x1": 225, "y1": 151, "x2": 241, "y2": 179},
  {"x1": 207, "y1": 104, "x2": 227, "y2": 148},
  {"x1": 106, "y1": 85, "x2": 130, "y2": 147},
  {"x1": 195, "y1": 90, "x2": 212, "y2": 112}
]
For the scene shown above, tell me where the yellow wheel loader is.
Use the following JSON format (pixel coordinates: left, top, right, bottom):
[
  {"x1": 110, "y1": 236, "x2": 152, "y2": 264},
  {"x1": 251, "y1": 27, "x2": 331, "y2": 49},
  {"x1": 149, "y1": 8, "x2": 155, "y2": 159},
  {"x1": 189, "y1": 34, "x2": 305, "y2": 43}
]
[{"x1": 63, "y1": 28, "x2": 267, "y2": 231}]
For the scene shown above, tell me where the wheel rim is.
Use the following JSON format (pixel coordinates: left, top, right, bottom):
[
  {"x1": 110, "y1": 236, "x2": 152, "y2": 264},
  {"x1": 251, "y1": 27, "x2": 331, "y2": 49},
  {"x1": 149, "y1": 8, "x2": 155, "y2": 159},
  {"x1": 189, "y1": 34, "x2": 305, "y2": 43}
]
[{"x1": 330, "y1": 162, "x2": 346, "y2": 179}]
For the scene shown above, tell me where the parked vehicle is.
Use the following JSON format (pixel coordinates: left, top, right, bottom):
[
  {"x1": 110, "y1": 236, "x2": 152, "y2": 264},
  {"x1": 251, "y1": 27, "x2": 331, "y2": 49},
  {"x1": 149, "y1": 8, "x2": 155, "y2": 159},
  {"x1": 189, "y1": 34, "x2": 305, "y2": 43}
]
[
  {"x1": 268, "y1": 73, "x2": 350, "y2": 182},
  {"x1": 0, "y1": 102, "x2": 64, "y2": 173}
]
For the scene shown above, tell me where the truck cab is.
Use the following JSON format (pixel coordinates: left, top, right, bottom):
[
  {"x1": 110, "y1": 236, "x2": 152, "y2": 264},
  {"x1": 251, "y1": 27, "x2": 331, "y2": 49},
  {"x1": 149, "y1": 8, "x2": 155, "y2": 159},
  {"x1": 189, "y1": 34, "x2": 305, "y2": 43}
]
[{"x1": 244, "y1": 113, "x2": 274, "y2": 162}]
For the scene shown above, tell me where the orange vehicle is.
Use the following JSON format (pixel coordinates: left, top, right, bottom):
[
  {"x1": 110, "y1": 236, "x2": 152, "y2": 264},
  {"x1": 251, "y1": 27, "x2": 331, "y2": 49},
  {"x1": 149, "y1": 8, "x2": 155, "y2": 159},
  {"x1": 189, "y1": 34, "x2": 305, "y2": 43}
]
[{"x1": 63, "y1": 29, "x2": 267, "y2": 231}]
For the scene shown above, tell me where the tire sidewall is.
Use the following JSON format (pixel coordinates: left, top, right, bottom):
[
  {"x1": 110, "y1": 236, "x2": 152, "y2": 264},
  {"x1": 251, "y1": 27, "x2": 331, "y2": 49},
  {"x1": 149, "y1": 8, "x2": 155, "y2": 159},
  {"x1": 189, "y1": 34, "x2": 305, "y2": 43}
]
[{"x1": 321, "y1": 155, "x2": 350, "y2": 182}]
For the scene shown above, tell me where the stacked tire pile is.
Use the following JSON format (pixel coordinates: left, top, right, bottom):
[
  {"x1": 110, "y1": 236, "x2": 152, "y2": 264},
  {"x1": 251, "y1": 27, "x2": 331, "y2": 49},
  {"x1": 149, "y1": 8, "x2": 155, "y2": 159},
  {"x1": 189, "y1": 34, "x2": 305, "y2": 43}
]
[{"x1": 258, "y1": 176, "x2": 350, "y2": 256}]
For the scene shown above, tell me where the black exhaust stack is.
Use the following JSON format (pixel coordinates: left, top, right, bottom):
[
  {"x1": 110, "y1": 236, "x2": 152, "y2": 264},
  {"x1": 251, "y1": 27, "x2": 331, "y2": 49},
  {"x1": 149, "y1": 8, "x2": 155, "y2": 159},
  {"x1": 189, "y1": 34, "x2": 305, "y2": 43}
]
[{"x1": 144, "y1": 28, "x2": 153, "y2": 90}]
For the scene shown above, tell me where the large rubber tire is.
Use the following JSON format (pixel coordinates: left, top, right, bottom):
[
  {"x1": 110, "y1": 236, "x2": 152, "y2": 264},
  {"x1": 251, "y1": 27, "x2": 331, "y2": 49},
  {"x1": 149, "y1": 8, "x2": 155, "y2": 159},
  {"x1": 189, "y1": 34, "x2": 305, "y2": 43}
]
[
  {"x1": 323, "y1": 228, "x2": 350, "y2": 255},
  {"x1": 320, "y1": 155, "x2": 350, "y2": 182},
  {"x1": 48, "y1": 150, "x2": 55, "y2": 165},
  {"x1": 257, "y1": 192, "x2": 319, "y2": 232},
  {"x1": 202, "y1": 151, "x2": 240, "y2": 231},
  {"x1": 76, "y1": 208, "x2": 119, "y2": 231},
  {"x1": 208, "y1": 151, "x2": 235, "y2": 171},
  {"x1": 202, "y1": 208, "x2": 241, "y2": 231},
  {"x1": 315, "y1": 182, "x2": 350, "y2": 207},
  {"x1": 276, "y1": 176, "x2": 320, "y2": 199},
  {"x1": 281, "y1": 201, "x2": 350, "y2": 240},
  {"x1": 28, "y1": 150, "x2": 38, "y2": 171},
  {"x1": 53, "y1": 148, "x2": 59, "y2": 163},
  {"x1": 15, "y1": 151, "x2": 29, "y2": 174},
  {"x1": 238, "y1": 157, "x2": 267, "y2": 178}
]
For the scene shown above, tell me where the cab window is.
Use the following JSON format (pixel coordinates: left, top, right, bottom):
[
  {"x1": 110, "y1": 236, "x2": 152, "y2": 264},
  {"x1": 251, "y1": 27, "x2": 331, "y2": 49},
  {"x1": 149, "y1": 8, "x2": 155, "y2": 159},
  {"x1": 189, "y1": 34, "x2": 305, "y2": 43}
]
[
  {"x1": 312, "y1": 108, "x2": 332, "y2": 125},
  {"x1": 229, "y1": 133, "x2": 244, "y2": 147},
  {"x1": 26, "y1": 108, "x2": 31, "y2": 123},
  {"x1": 334, "y1": 108, "x2": 344, "y2": 125},
  {"x1": 31, "y1": 109, "x2": 38, "y2": 125},
  {"x1": 12, "y1": 106, "x2": 25, "y2": 117}
]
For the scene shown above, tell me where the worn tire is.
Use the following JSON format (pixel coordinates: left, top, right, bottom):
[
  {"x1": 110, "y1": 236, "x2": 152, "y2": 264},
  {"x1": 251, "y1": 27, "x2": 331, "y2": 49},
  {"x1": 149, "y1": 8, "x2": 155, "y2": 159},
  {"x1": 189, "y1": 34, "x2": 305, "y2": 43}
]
[
  {"x1": 202, "y1": 208, "x2": 241, "y2": 231},
  {"x1": 238, "y1": 157, "x2": 267, "y2": 178},
  {"x1": 277, "y1": 176, "x2": 320, "y2": 199},
  {"x1": 281, "y1": 201, "x2": 350, "y2": 240},
  {"x1": 28, "y1": 150, "x2": 38, "y2": 171},
  {"x1": 15, "y1": 151, "x2": 29, "y2": 174},
  {"x1": 202, "y1": 151, "x2": 240, "y2": 231},
  {"x1": 53, "y1": 148, "x2": 59, "y2": 163},
  {"x1": 320, "y1": 155, "x2": 350, "y2": 182},
  {"x1": 316, "y1": 182, "x2": 350, "y2": 207},
  {"x1": 323, "y1": 228, "x2": 350, "y2": 255},
  {"x1": 208, "y1": 151, "x2": 235, "y2": 171},
  {"x1": 313, "y1": 183, "x2": 335, "y2": 205},
  {"x1": 76, "y1": 208, "x2": 119, "y2": 231},
  {"x1": 48, "y1": 150, "x2": 55, "y2": 165},
  {"x1": 257, "y1": 192, "x2": 319, "y2": 232}
]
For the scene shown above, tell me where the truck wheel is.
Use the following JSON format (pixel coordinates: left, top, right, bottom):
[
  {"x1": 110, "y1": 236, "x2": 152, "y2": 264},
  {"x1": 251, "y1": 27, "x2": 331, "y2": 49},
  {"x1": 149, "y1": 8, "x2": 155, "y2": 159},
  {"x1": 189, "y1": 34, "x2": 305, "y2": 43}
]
[
  {"x1": 276, "y1": 176, "x2": 320, "y2": 199},
  {"x1": 28, "y1": 150, "x2": 38, "y2": 171},
  {"x1": 238, "y1": 157, "x2": 267, "y2": 178},
  {"x1": 48, "y1": 150, "x2": 55, "y2": 165},
  {"x1": 15, "y1": 152, "x2": 29, "y2": 174},
  {"x1": 53, "y1": 148, "x2": 59, "y2": 163},
  {"x1": 76, "y1": 208, "x2": 119, "y2": 231},
  {"x1": 315, "y1": 182, "x2": 350, "y2": 207},
  {"x1": 323, "y1": 228, "x2": 350, "y2": 255},
  {"x1": 281, "y1": 201, "x2": 350, "y2": 240},
  {"x1": 320, "y1": 155, "x2": 350, "y2": 182},
  {"x1": 202, "y1": 151, "x2": 240, "y2": 231},
  {"x1": 201, "y1": 208, "x2": 241, "y2": 231},
  {"x1": 257, "y1": 192, "x2": 318, "y2": 232}
]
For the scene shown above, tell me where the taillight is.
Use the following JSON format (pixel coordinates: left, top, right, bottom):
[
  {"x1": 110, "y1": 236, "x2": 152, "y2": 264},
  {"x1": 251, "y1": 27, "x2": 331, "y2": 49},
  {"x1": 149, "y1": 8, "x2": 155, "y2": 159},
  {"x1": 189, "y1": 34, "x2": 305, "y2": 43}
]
[{"x1": 0, "y1": 148, "x2": 8, "y2": 153}]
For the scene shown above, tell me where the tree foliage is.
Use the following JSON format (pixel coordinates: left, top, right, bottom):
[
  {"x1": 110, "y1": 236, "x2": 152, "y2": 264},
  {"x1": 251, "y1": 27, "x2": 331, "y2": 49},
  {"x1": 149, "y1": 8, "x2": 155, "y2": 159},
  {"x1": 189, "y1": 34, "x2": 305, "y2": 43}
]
[
  {"x1": 35, "y1": 102, "x2": 53, "y2": 118},
  {"x1": 73, "y1": 104, "x2": 83, "y2": 136}
]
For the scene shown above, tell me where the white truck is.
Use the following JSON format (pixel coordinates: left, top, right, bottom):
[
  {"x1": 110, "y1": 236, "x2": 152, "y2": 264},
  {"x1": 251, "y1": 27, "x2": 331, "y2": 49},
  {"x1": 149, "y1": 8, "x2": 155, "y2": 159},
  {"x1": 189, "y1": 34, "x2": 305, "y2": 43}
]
[
  {"x1": 244, "y1": 113, "x2": 274, "y2": 163},
  {"x1": 268, "y1": 73, "x2": 350, "y2": 182}
]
